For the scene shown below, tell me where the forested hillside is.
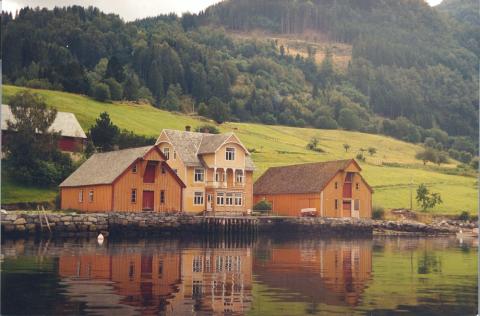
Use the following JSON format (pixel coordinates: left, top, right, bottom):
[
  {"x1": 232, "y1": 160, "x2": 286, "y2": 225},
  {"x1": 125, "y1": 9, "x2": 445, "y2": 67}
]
[{"x1": 1, "y1": 1, "x2": 478, "y2": 158}]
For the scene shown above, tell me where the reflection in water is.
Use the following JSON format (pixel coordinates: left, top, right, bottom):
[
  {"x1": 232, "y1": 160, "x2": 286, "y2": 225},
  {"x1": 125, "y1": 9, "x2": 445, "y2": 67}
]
[
  {"x1": 1, "y1": 236, "x2": 478, "y2": 315},
  {"x1": 253, "y1": 239, "x2": 372, "y2": 308}
]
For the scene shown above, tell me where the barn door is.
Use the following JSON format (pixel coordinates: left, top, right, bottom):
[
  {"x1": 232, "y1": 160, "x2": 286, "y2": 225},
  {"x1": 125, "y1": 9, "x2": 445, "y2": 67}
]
[{"x1": 143, "y1": 191, "x2": 154, "y2": 211}]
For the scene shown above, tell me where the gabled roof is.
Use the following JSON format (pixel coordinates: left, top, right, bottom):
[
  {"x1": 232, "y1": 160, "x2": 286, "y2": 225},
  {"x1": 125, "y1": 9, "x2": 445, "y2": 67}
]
[
  {"x1": 156, "y1": 129, "x2": 255, "y2": 171},
  {"x1": 254, "y1": 159, "x2": 368, "y2": 195},
  {"x1": 59, "y1": 146, "x2": 185, "y2": 188},
  {"x1": 2, "y1": 104, "x2": 87, "y2": 138}
]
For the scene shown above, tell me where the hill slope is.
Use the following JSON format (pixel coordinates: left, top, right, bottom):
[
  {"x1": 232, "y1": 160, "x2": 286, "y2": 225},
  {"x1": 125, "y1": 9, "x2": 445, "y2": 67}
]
[{"x1": 2, "y1": 85, "x2": 477, "y2": 215}]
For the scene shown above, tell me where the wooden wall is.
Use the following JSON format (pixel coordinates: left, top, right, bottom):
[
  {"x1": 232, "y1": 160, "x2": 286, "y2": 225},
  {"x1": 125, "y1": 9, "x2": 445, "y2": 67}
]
[
  {"x1": 253, "y1": 192, "x2": 321, "y2": 217},
  {"x1": 60, "y1": 185, "x2": 112, "y2": 212}
]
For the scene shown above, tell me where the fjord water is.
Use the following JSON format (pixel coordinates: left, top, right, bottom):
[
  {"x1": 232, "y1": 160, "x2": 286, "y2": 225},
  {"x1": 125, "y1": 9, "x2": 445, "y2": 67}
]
[{"x1": 1, "y1": 236, "x2": 477, "y2": 315}]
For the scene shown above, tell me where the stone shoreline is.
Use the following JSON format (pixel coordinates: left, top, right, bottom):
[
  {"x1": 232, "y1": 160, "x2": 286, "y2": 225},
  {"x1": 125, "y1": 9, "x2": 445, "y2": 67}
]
[{"x1": 1, "y1": 212, "x2": 467, "y2": 237}]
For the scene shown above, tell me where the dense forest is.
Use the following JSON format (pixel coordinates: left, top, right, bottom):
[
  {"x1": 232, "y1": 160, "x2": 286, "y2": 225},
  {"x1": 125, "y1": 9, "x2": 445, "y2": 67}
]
[{"x1": 1, "y1": 0, "x2": 478, "y2": 159}]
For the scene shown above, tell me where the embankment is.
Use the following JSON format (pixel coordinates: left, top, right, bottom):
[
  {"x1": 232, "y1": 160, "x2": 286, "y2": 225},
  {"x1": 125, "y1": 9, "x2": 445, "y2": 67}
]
[{"x1": 0, "y1": 212, "x2": 463, "y2": 237}]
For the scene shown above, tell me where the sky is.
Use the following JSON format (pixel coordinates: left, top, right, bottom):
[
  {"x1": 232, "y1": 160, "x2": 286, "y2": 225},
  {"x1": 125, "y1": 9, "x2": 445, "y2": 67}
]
[{"x1": 2, "y1": 0, "x2": 444, "y2": 21}]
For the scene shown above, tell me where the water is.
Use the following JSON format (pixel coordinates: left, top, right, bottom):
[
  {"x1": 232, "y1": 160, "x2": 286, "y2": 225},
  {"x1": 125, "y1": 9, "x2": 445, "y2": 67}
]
[{"x1": 1, "y1": 235, "x2": 477, "y2": 315}]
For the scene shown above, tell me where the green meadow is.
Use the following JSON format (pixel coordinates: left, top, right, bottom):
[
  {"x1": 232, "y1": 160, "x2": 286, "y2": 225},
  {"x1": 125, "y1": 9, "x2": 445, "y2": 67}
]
[{"x1": 2, "y1": 85, "x2": 478, "y2": 215}]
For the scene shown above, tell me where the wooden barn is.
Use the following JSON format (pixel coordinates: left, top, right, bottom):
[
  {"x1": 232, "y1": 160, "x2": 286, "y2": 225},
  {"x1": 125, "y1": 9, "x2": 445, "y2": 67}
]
[
  {"x1": 253, "y1": 159, "x2": 373, "y2": 218},
  {"x1": 59, "y1": 146, "x2": 185, "y2": 212},
  {"x1": 2, "y1": 104, "x2": 87, "y2": 152}
]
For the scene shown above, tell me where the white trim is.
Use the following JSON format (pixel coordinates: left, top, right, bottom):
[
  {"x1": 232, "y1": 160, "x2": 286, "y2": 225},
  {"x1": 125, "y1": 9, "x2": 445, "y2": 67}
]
[{"x1": 320, "y1": 191, "x2": 324, "y2": 217}]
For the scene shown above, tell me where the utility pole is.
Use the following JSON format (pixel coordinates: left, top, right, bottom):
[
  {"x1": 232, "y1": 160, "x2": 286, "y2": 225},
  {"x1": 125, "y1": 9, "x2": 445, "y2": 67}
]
[{"x1": 410, "y1": 177, "x2": 413, "y2": 210}]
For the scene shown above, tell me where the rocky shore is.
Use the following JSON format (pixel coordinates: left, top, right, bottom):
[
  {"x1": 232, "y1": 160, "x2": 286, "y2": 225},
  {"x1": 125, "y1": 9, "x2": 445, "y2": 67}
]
[{"x1": 0, "y1": 212, "x2": 470, "y2": 237}]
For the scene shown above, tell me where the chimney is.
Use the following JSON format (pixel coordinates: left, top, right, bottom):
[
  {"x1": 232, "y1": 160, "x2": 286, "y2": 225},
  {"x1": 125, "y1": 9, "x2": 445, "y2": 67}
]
[{"x1": 185, "y1": 125, "x2": 191, "y2": 132}]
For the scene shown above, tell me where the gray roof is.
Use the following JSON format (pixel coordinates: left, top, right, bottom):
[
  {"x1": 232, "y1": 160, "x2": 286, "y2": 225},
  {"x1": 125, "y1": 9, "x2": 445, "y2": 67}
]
[
  {"x1": 60, "y1": 146, "x2": 153, "y2": 187},
  {"x1": 2, "y1": 104, "x2": 87, "y2": 139},
  {"x1": 157, "y1": 129, "x2": 255, "y2": 171}
]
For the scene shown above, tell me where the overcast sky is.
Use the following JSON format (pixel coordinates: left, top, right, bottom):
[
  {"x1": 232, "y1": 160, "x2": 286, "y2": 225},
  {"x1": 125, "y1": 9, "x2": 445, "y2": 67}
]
[{"x1": 2, "y1": 0, "x2": 444, "y2": 21}]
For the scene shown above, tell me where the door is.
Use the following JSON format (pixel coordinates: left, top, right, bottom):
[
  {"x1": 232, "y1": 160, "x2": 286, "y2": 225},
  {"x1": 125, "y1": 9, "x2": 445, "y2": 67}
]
[
  {"x1": 144, "y1": 162, "x2": 157, "y2": 183},
  {"x1": 143, "y1": 191, "x2": 154, "y2": 211},
  {"x1": 207, "y1": 194, "x2": 213, "y2": 211},
  {"x1": 342, "y1": 200, "x2": 351, "y2": 217}
]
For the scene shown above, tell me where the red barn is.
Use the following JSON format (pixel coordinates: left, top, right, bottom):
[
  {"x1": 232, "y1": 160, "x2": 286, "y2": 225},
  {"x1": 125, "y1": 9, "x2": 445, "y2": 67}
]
[{"x1": 1, "y1": 104, "x2": 87, "y2": 152}]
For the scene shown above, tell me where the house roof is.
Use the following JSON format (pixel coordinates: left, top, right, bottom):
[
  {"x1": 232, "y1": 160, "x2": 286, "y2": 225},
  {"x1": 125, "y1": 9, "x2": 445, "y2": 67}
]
[
  {"x1": 59, "y1": 146, "x2": 187, "y2": 188},
  {"x1": 157, "y1": 129, "x2": 255, "y2": 171},
  {"x1": 253, "y1": 159, "x2": 366, "y2": 195},
  {"x1": 1, "y1": 104, "x2": 87, "y2": 139}
]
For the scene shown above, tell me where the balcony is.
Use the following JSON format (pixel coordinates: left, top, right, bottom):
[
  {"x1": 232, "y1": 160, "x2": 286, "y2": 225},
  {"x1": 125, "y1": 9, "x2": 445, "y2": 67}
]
[{"x1": 206, "y1": 181, "x2": 227, "y2": 189}]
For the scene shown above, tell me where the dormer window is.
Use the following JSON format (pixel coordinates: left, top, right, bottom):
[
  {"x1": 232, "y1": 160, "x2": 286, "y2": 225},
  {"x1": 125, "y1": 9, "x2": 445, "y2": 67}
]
[
  {"x1": 163, "y1": 147, "x2": 170, "y2": 160},
  {"x1": 226, "y1": 148, "x2": 235, "y2": 161}
]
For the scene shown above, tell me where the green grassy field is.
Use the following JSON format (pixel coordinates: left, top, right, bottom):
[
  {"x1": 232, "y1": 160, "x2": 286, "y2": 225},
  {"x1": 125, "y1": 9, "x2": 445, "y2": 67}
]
[{"x1": 2, "y1": 85, "x2": 478, "y2": 215}]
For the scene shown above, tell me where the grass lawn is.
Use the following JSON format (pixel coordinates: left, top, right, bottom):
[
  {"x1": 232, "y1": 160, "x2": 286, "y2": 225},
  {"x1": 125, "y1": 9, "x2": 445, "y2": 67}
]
[
  {"x1": 2, "y1": 85, "x2": 478, "y2": 215},
  {"x1": 1, "y1": 174, "x2": 57, "y2": 204}
]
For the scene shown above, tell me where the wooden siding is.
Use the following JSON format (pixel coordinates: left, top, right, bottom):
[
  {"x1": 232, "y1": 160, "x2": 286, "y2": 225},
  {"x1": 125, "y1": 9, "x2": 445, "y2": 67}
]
[
  {"x1": 112, "y1": 160, "x2": 183, "y2": 212},
  {"x1": 253, "y1": 192, "x2": 321, "y2": 217},
  {"x1": 60, "y1": 185, "x2": 112, "y2": 212},
  {"x1": 253, "y1": 160, "x2": 372, "y2": 218},
  {"x1": 60, "y1": 147, "x2": 184, "y2": 212}
]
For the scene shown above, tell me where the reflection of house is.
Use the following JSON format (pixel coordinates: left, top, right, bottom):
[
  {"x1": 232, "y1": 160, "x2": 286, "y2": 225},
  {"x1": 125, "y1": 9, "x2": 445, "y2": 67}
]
[
  {"x1": 57, "y1": 245, "x2": 253, "y2": 314},
  {"x1": 1, "y1": 104, "x2": 87, "y2": 152},
  {"x1": 253, "y1": 240, "x2": 372, "y2": 306},
  {"x1": 180, "y1": 248, "x2": 252, "y2": 314},
  {"x1": 59, "y1": 146, "x2": 185, "y2": 212},
  {"x1": 254, "y1": 159, "x2": 373, "y2": 217},
  {"x1": 156, "y1": 128, "x2": 255, "y2": 214}
]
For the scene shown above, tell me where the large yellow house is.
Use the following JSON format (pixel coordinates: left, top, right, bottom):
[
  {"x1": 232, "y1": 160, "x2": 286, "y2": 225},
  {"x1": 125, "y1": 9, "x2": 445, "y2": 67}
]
[{"x1": 156, "y1": 128, "x2": 255, "y2": 214}]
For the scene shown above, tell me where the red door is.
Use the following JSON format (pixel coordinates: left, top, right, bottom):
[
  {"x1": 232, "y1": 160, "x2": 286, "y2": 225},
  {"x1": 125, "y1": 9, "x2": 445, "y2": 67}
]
[
  {"x1": 343, "y1": 183, "x2": 352, "y2": 198},
  {"x1": 143, "y1": 191, "x2": 154, "y2": 211},
  {"x1": 144, "y1": 162, "x2": 156, "y2": 183}
]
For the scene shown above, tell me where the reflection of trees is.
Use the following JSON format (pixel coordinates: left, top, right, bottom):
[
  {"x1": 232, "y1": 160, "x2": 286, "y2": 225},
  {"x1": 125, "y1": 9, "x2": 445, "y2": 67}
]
[
  {"x1": 305, "y1": 300, "x2": 320, "y2": 314},
  {"x1": 417, "y1": 252, "x2": 441, "y2": 275}
]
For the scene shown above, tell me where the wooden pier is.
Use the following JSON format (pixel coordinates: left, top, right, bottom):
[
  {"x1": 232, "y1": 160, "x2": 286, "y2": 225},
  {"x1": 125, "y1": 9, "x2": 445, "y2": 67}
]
[{"x1": 200, "y1": 216, "x2": 259, "y2": 235}]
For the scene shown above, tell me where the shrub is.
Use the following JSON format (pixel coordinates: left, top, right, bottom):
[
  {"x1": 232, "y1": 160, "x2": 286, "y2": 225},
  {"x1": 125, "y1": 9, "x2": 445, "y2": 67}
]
[
  {"x1": 470, "y1": 157, "x2": 479, "y2": 170},
  {"x1": 104, "y1": 78, "x2": 123, "y2": 100},
  {"x1": 356, "y1": 152, "x2": 365, "y2": 162},
  {"x1": 314, "y1": 115, "x2": 338, "y2": 129},
  {"x1": 253, "y1": 200, "x2": 272, "y2": 212},
  {"x1": 372, "y1": 206, "x2": 385, "y2": 219},
  {"x1": 194, "y1": 124, "x2": 220, "y2": 134},
  {"x1": 457, "y1": 211, "x2": 470, "y2": 221}
]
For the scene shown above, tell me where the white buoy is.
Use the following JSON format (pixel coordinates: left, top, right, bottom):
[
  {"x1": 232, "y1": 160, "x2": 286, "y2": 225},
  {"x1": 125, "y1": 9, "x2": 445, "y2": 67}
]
[{"x1": 97, "y1": 233, "x2": 104, "y2": 245}]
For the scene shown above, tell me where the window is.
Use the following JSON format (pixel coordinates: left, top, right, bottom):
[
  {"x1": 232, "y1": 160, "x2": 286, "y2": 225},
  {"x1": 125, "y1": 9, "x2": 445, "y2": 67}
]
[
  {"x1": 216, "y1": 193, "x2": 224, "y2": 205},
  {"x1": 335, "y1": 182, "x2": 338, "y2": 189},
  {"x1": 78, "y1": 190, "x2": 83, "y2": 203},
  {"x1": 334, "y1": 199, "x2": 338, "y2": 210},
  {"x1": 88, "y1": 190, "x2": 94, "y2": 202},
  {"x1": 158, "y1": 260, "x2": 163, "y2": 278},
  {"x1": 163, "y1": 147, "x2": 170, "y2": 160},
  {"x1": 193, "y1": 256, "x2": 203, "y2": 273},
  {"x1": 161, "y1": 166, "x2": 166, "y2": 174},
  {"x1": 194, "y1": 168, "x2": 204, "y2": 182},
  {"x1": 225, "y1": 193, "x2": 233, "y2": 205},
  {"x1": 354, "y1": 199, "x2": 360, "y2": 211},
  {"x1": 132, "y1": 163, "x2": 137, "y2": 173},
  {"x1": 356, "y1": 183, "x2": 359, "y2": 190},
  {"x1": 345, "y1": 172, "x2": 354, "y2": 182},
  {"x1": 226, "y1": 147, "x2": 235, "y2": 160},
  {"x1": 160, "y1": 190, "x2": 165, "y2": 204},
  {"x1": 194, "y1": 192, "x2": 204, "y2": 205},
  {"x1": 234, "y1": 193, "x2": 243, "y2": 206},
  {"x1": 173, "y1": 151, "x2": 177, "y2": 160},
  {"x1": 235, "y1": 170, "x2": 243, "y2": 183},
  {"x1": 131, "y1": 189, "x2": 137, "y2": 203}
]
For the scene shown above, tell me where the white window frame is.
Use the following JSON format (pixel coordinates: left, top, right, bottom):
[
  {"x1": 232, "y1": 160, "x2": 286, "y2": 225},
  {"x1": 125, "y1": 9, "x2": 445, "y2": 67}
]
[
  {"x1": 226, "y1": 147, "x2": 235, "y2": 161},
  {"x1": 88, "y1": 190, "x2": 94, "y2": 203},
  {"x1": 194, "y1": 192, "x2": 204, "y2": 205},
  {"x1": 225, "y1": 193, "x2": 233, "y2": 206},
  {"x1": 173, "y1": 150, "x2": 177, "y2": 160},
  {"x1": 216, "y1": 192, "x2": 224, "y2": 205},
  {"x1": 163, "y1": 147, "x2": 170, "y2": 160},
  {"x1": 194, "y1": 168, "x2": 205, "y2": 182},
  {"x1": 132, "y1": 163, "x2": 137, "y2": 173},
  {"x1": 78, "y1": 190, "x2": 83, "y2": 203},
  {"x1": 234, "y1": 193, "x2": 242, "y2": 206},
  {"x1": 131, "y1": 189, "x2": 137, "y2": 203},
  {"x1": 235, "y1": 170, "x2": 243, "y2": 183}
]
